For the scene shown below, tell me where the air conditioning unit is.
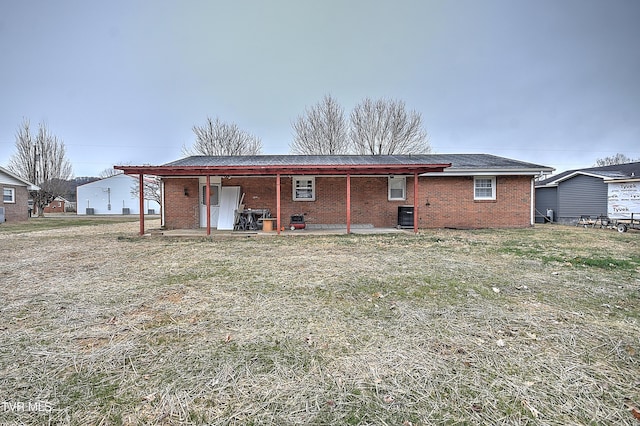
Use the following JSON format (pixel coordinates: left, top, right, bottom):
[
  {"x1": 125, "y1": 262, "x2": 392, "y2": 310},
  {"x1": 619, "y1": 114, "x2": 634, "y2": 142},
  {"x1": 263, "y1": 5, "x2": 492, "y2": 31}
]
[
  {"x1": 0, "y1": 207, "x2": 5, "y2": 223},
  {"x1": 86, "y1": 208, "x2": 95, "y2": 215},
  {"x1": 397, "y1": 206, "x2": 414, "y2": 228},
  {"x1": 147, "y1": 209, "x2": 155, "y2": 214},
  {"x1": 122, "y1": 208, "x2": 130, "y2": 215}
]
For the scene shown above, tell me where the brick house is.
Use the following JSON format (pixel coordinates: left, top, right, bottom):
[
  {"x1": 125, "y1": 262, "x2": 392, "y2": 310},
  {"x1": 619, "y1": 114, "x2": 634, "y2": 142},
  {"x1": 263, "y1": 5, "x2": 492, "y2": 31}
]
[
  {"x1": 43, "y1": 196, "x2": 71, "y2": 214},
  {"x1": 115, "y1": 154, "x2": 553, "y2": 235},
  {"x1": 0, "y1": 166, "x2": 39, "y2": 223}
]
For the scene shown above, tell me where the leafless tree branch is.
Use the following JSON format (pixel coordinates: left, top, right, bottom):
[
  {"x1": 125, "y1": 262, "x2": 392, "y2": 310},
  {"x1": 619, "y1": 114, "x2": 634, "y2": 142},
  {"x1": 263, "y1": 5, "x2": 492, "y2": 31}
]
[
  {"x1": 290, "y1": 94, "x2": 349, "y2": 155},
  {"x1": 99, "y1": 168, "x2": 124, "y2": 178},
  {"x1": 131, "y1": 175, "x2": 162, "y2": 216},
  {"x1": 183, "y1": 117, "x2": 263, "y2": 156},
  {"x1": 350, "y1": 98, "x2": 431, "y2": 155},
  {"x1": 594, "y1": 153, "x2": 638, "y2": 166},
  {"x1": 8, "y1": 119, "x2": 73, "y2": 216}
]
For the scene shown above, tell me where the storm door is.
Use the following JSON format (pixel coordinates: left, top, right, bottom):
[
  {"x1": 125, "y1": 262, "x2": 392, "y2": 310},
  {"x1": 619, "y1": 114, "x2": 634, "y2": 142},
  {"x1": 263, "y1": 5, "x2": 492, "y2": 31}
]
[{"x1": 199, "y1": 184, "x2": 220, "y2": 227}]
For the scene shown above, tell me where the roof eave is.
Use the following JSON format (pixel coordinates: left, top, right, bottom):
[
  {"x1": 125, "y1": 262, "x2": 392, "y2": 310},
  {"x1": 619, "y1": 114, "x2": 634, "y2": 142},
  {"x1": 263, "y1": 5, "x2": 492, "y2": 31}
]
[
  {"x1": 603, "y1": 177, "x2": 640, "y2": 183},
  {"x1": 0, "y1": 166, "x2": 40, "y2": 189},
  {"x1": 424, "y1": 167, "x2": 554, "y2": 177},
  {"x1": 114, "y1": 163, "x2": 452, "y2": 176}
]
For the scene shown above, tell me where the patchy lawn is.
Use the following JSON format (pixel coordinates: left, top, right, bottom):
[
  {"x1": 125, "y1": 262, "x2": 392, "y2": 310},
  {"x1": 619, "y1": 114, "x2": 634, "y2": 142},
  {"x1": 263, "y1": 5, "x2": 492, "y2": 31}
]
[{"x1": 0, "y1": 220, "x2": 639, "y2": 425}]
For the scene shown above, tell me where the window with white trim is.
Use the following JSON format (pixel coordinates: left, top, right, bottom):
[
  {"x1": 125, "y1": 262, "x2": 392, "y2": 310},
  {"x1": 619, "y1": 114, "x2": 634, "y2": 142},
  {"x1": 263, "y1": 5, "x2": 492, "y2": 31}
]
[
  {"x1": 3, "y1": 188, "x2": 15, "y2": 203},
  {"x1": 293, "y1": 177, "x2": 315, "y2": 201},
  {"x1": 388, "y1": 176, "x2": 406, "y2": 201},
  {"x1": 474, "y1": 177, "x2": 496, "y2": 200}
]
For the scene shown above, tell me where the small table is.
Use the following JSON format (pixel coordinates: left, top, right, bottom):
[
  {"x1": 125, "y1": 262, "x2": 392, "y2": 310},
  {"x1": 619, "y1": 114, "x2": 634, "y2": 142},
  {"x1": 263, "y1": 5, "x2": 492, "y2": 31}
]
[{"x1": 261, "y1": 218, "x2": 277, "y2": 232}]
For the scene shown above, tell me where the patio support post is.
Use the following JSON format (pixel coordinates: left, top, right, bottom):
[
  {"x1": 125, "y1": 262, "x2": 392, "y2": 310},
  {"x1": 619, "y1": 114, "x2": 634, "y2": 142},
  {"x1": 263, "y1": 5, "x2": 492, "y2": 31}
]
[
  {"x1": 276, "y1": 173, "x2": 281, "y2": 235},
  {"x1": 413, "y1": 172, "x2": 419, "y2": 234},
  {"x1": 206, "y1": 175, "x2": 211, "y2": 236},
  {"x1": 139, "y1": 174, "x2": 145, "y2": 236},
  {"x1": 346, "y1": 174, "x2": 351, "y2": 234}
]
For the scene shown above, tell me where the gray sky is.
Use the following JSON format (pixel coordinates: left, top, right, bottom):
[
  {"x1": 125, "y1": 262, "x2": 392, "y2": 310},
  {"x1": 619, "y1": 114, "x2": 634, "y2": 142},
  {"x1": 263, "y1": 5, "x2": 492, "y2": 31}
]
[{"x1": 1, "y1": 0, "x2": 639, "y2": 177}]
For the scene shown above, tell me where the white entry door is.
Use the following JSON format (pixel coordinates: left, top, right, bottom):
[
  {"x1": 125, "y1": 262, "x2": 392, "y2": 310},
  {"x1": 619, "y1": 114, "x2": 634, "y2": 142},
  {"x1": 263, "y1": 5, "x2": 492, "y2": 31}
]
[{"x1": 200, "y1": 184, "x2": 220, "y2": 227}]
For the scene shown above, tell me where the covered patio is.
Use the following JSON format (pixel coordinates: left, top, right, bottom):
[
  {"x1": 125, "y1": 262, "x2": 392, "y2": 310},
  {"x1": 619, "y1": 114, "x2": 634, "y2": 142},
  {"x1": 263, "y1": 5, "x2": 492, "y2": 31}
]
[{"x1": 115, "y1": 156, "x2": 450, "y2": 236}]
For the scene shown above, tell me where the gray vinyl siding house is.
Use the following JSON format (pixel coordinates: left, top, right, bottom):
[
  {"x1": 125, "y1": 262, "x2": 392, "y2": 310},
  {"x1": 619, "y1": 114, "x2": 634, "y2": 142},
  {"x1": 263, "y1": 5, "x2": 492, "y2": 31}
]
[{"x1": 535, "y1": 162, "x2": 640, "y2": 224}]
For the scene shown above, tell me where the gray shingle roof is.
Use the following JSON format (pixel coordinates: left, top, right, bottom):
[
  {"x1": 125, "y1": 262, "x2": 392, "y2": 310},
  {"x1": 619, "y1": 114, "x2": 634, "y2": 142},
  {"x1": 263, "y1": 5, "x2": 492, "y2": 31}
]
[
  {"x1": 537, "y1": 161, "x2": 640, "y2": 186},
  {"x1": 163, "y1": 154, "x2": 551, "y2": 171}
]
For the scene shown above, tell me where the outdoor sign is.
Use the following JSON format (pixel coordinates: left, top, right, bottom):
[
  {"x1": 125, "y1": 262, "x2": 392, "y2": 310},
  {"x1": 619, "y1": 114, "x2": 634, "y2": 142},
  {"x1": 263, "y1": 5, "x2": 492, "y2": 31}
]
[{"x1": 608, "y1": 181, "x2": 640, "y2": 219}]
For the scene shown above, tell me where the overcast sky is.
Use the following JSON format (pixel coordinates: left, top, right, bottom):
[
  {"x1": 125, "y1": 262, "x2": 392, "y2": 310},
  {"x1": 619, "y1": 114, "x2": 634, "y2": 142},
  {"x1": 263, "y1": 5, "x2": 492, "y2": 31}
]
[{"x1": 1, "y1": 0, "x2": 639, "y2": 177}]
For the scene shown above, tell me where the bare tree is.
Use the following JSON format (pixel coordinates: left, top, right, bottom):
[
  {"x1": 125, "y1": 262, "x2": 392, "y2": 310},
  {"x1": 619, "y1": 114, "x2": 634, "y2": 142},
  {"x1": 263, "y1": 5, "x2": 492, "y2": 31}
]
[
  {"x1": 350, "y1": 98, "x2": 431, "y2": 155},
  {"x1": 99, "y1": 168, "x2": 124, "y2": 178},
  {"x1": 183, "y1": 117, "x2": 262, "y2": 156},
  {"x1": 8, "y1": 119, "x2": 73, "y2": 216},
  {"x1": 131, "y1": 175, "x2": 162, "y2": 216},
  {"x1": 290, "y1": 94, "x2": 350, "y2": 155},
  {"x1": 594, "y1": 153, "x2": 638, "y2": 167}
]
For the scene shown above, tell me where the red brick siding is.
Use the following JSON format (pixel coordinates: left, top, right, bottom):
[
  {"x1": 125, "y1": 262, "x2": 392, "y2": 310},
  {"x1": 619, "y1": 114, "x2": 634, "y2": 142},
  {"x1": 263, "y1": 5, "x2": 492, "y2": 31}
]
[
  {"x1": 163, "y1": 178, "x2": 200, "y2": 229},
  {"x1": 161, "y1": 175, "x2": 533, "y2": 230},
  {"x1": 44, "y1": 200, "x2": 66, "y2": 213},
  {"x1": 1, "y1": 185, "x2": 30, "y2": 222},
  {"x1": 420, "y1": 176, "x2": 532, "y2": 228},
  {"x1": 226, "y1": 176, "x2": 408, "y2": 227}
]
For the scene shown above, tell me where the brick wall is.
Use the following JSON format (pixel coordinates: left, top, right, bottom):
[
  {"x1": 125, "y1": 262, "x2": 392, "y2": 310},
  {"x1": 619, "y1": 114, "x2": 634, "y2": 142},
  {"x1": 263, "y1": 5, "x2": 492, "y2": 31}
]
[
  {"x1": 162, "y1": 175, "x2": 534, "y2": 230},
  {"x1": 163, "y1": 178, "x2": 200, "y2": 229},
  {"x1": 1, "y1": 185, "x2": 30, "y2": 222},
  {"x1": 44, "y1": 200, "x2": 66, "y2": 213},
  {"x1": 420, "y1": 176, "x2": 533, "y2": 228},
  {"x1": 226, "y1": 176, "x2": 410, "y2": 227}
]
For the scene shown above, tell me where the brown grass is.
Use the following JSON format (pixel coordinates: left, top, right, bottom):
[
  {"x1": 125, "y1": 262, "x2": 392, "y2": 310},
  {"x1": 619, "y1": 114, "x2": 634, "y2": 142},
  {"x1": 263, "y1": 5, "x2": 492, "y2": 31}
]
[{"x1": 0, "y1": 219, "x2": 639, "y2": 425}]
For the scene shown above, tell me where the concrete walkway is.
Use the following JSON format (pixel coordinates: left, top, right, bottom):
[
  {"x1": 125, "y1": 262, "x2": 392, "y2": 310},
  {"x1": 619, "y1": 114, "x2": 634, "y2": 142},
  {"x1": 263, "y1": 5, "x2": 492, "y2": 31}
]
[{"x1": 157, "y1": 226, "x2": 413, "y2": 237}]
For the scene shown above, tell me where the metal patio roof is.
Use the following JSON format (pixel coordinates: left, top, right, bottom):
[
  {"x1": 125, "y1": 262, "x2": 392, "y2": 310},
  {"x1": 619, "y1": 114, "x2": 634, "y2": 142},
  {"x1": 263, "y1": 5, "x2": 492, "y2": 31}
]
[
  {"x1": 114, "y1": 154, "x2": 551, "y2": 177},
  {"x1": 116, "y1": 155, "x2": 451, "y2": 176}
]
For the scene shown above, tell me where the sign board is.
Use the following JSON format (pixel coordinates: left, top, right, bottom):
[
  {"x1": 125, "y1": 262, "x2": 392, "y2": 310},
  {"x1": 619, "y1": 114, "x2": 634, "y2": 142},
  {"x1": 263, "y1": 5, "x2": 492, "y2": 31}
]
[{"x1": 608, "y1": 181, "x2": 640, "y2": 219}]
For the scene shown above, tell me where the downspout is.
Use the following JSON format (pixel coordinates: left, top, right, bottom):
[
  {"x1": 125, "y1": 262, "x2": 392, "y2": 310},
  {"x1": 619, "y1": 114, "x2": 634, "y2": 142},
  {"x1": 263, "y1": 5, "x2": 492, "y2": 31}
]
[{"x1": 139, "y1": 174, "x2": 145, "y2": 236}]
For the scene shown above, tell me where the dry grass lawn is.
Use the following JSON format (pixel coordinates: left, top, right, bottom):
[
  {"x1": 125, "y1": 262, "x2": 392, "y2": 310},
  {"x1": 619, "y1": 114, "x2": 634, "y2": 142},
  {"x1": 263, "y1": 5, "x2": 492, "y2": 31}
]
[{"x1": 0, "y1": 218, "x2": 639, "y2": 425}]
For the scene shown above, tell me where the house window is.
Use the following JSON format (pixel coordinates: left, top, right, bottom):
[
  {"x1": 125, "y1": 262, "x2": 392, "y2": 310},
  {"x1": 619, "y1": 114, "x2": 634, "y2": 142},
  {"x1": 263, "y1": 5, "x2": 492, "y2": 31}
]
[
  {"x1": 474, "y1": 177, "x2": 496, "y2": 200},
  {"x1": 293, "y1": 177, "x2": 315, "y2": 201},
  {"x1": 3, "y1": 188, "x2": 15, "y2": 203},
  {"x1": 388, "y1": 176, "x2": 406, "y2": 201},
  {"x1": 201, "y1": 185, "x2": 220, "y2": 206}
]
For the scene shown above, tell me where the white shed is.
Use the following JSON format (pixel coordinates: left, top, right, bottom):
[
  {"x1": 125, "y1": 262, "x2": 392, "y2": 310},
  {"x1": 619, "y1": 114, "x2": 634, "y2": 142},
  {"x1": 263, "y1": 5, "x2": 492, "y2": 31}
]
[{"x1": 76, "y1": 174, "x2": 160, "y2": 215}]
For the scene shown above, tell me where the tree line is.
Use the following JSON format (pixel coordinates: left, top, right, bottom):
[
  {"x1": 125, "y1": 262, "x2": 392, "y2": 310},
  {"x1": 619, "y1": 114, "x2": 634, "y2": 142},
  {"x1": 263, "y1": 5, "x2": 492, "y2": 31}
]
[
  {"x1": 5, "y1": 95, "x2": 638, "y2": 216},
  {"x1": 182, "y1": 95, "x2": 431, "y2": 156}
]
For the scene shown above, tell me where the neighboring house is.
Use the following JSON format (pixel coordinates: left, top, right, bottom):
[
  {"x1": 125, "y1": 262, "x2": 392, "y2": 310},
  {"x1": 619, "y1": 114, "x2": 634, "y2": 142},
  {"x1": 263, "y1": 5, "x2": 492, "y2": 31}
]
[
  {"x1": 0, "y1": 166, "x2": 39, "y2": 222},
  {"x1": 43, "y1": 196, "x2": 71, "y2": 213},
  {"x1": 535, "y1": 162, "x2": 640, "y2": 224},
  {"x1": 115, "y1": 154, "x2": 553, "y2": 234},
  {"x1": 76, "y1": 174, "x2": 160, "y2": 215}
]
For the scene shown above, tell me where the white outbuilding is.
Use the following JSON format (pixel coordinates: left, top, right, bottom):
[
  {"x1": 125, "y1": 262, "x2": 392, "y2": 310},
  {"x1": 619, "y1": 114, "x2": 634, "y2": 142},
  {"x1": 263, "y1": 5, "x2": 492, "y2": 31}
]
[{"x1": 76, "y1": 174, "x2": 160, "y2": 215}]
